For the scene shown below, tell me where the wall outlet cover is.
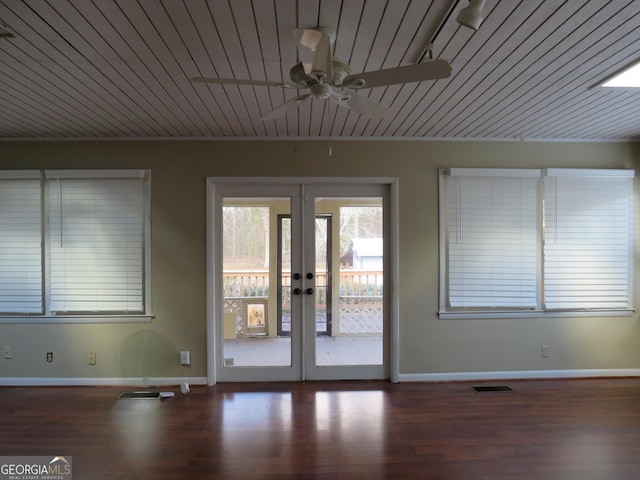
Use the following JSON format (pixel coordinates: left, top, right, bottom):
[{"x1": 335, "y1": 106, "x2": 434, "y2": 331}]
[{"x1": 180, "y1": 350, "x2": 191, "y2": 365}]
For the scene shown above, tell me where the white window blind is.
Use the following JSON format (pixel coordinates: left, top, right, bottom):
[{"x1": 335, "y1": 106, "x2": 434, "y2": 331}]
[
  {"x1": 447, "y1": 169, "x2": 540, "y2": 308},
  {"x1": 543, "y1": 169, "x2": 634, "y2": 310},
  {"x1": 0, "y1": 173, "x2": 43, "y2": 314},
  {"x1": 46, "y1": 172, "x2": 145, "y2": 313}
]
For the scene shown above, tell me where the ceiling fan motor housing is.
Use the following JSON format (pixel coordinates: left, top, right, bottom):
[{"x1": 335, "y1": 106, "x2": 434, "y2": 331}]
[{"x1": 289, "y1": 60, "x2": 351, "y2": 89}]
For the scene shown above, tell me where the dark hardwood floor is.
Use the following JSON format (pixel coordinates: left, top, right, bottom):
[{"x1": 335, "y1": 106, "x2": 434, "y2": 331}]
[{"x1": 1, "y1": 378, "x2": 640, "y2": 479}]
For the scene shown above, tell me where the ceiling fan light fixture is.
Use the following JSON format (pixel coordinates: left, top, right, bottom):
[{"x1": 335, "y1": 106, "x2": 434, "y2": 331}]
[{"x1": 457, "y1": 0, "x2": 486, "y2": 31}]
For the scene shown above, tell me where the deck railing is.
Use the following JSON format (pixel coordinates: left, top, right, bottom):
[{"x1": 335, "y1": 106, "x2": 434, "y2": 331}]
[
  {"x1": 223, "y1": 270, "x2": 383, "y2": 336},
  {"x1": 223, "y1": 270, "x2": 383, "y2": 303}
]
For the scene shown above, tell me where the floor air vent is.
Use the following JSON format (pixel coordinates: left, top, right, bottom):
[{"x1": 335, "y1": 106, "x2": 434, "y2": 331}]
[
  {"x1": 118, "y1": 391, "x2": 160, "y2": 399},
  {"x1": 471, "y1": 385, "x2": 514, "y2": 393}
]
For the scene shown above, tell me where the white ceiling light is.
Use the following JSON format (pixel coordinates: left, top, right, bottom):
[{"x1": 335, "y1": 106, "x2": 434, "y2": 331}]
[
  {"x1": 601, "y1": 61, "x2": 640, "y2": 88},
  {"x1": 457, "y1": 0, "x2": 486, "y2": 31}
]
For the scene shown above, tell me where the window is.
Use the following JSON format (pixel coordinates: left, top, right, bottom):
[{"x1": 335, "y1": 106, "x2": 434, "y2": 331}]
[
  {"x1": 0, "y1": 171, "x2": 42, "y2": 314},
  {"x1": 0, "y1": 170, "x2": 151, "y2": 322},
  {"x1": 439, "y1": 168, "x2": 634, "y2": 318}
]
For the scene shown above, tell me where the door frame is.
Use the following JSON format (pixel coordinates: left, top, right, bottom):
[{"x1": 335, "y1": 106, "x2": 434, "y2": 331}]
[{"x1": 206, "y1": 177, "x2": 399, "y2": 385}]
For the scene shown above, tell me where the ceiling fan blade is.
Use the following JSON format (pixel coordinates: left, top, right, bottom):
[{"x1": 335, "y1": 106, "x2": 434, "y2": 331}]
[
  {"x1": 292, "y1": 28, "x2": 333, "y2": 80},
  {"x1": 329, "y1": 92, "x2": 388, "y2": 119},
  {"x1": 261, "y1": 94, "x2": 312, "y2": 121},
  {"x1": 341, "y1": 59, "x2": 452, "y2": 89},
  {"x1": 191, "y1": 77, "x2": 297, "y2": 88}
]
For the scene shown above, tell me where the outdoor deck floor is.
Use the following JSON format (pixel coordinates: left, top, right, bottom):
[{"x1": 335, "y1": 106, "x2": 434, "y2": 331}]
[{"x1": 223, "y1": 335, "x2": 383, "y2": 366}]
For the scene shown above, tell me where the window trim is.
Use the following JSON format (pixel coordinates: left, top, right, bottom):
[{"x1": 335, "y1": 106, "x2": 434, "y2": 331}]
[
  {"x1": 438, "y1": 309, "x2": 635, "y2": 320},
  {"x1": 438, "y1": 168, "x2": 635, "y2": 319},
  {"x1": 0, "y1": 314, "x2": 153, "y2": 324},
  {"x1": 0, "y1": 169, "x2": 153, "y2": 324}
]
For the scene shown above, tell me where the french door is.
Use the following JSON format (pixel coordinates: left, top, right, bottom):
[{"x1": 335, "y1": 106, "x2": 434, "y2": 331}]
[{"x1": 207, "y1": 178, "x2": 394, "y2": 382}]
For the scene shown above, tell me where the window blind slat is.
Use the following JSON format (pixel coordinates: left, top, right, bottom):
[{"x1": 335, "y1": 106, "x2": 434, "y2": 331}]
[
  {"x1": 47, "y1": 178, "x2": 145, "y2": 313},
  {"x1": 0, "y1": 179, "x2": 43, "y2": 314},
  {"x1": 543, "y1": 175, "x2": 633, "y2": 310},
  {"x1": 447, "y1": 175, "x2": 539, "y2": 308}
]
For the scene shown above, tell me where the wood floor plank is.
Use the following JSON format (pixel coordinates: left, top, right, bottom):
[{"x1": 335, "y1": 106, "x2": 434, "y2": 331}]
[{"x1": 0, "y1": 378, "x2": 639, "y2": 479}]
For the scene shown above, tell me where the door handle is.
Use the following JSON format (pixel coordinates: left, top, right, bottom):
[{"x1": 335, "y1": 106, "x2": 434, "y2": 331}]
[
  {"x1": 306, "y1": 273, "x2": 314, "y2": 279},
  {"x1": 293, "y1": 273, "x2": 301, "y2": 280},
  {"x1": 305, "y1": 288, "x2": 314, "y2": 295},
  {"x1": 293, "y1": 288, "x2": 302, "y2": 295}
]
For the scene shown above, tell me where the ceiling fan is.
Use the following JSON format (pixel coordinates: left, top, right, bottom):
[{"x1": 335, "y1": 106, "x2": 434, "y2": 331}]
[{"x1": 191, "y1": 27, "x2": 451, "y2": 121}]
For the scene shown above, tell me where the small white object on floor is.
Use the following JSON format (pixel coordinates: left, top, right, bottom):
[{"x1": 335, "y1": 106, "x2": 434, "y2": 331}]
[{"x1": 159, "y1": 392, "x2": 175, "y2": 399}]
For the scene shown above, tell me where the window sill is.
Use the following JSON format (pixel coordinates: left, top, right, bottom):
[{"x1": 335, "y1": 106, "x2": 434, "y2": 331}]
[
  {"x1": 0, "y1": 315, "x2": 154, "y2": 324},
  {"x1": 438, "y1": 309, "x2": 635, "y2": 320}
]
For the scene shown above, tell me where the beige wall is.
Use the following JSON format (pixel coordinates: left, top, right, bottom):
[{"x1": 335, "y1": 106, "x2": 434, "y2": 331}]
[{"x1": 0, "y1": 139, "x2": 639, "y2": 382}]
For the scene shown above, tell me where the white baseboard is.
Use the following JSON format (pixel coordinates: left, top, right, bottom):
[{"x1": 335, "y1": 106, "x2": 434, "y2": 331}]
[
  {"x1": 398, "y1": 369, "x2": 640, "y2": 383},
  {"x1": 0, "y1": 377, "x2": 208, "y2": 387},
  {"x1": 3, "y1": 370, "x2": 639, "y2": 386}
]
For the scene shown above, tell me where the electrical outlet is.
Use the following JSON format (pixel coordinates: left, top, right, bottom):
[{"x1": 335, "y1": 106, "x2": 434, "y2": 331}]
[
  {"x1": 180, "y1": 350, "x2": 191, "y2": 366},
  {"x1": 46, "y1": 352, "x2": 53, "y2": 362},
  {"x1": 541, "y1": 345, "x2": 550, "y2": 358},
  {"x1": 3, "y1": 346, "x2": 11, "y2": 359},
  {"x1": 88, "y1": 352, "x2": 97, "y2": 365}
]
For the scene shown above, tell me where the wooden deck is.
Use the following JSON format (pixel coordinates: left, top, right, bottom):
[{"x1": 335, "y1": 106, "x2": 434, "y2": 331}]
[{"x1": 1, "y1": 378, "x2": 640, "y2": 479}]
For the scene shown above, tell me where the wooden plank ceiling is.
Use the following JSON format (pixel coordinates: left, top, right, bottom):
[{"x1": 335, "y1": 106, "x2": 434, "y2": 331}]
[{"x1": 0, "y1": 0, "x2": 639, "y2": 140}]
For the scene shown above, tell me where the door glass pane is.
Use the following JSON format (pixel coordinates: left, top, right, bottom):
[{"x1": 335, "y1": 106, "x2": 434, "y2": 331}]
[
  {"x1": 315, "y1": 198, "x2": 384, "y2": 366},
  {"x1": 222, "y1": 198, "x2": 291, "y2": 367},
  {"x1": 278, "y1": 216, "x2": 292, "y2": 336},
  {"x1": 315, "y1": 216, "x2": 331, "y2": 336}
]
